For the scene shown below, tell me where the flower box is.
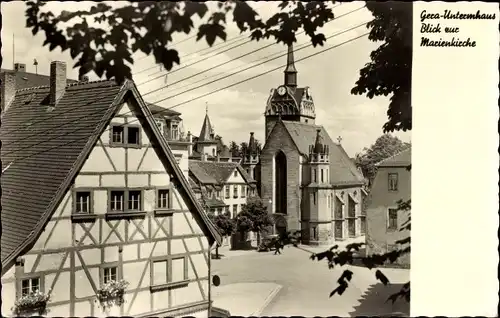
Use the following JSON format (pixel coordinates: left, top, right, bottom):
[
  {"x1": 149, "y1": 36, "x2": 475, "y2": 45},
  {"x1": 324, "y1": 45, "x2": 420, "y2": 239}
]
[
  {"x1": 12, "y1": 291, "x2": 51, "y2": 316},
  {"x1": 96, "y1": 279, "x2": 129, "y2": 310}
]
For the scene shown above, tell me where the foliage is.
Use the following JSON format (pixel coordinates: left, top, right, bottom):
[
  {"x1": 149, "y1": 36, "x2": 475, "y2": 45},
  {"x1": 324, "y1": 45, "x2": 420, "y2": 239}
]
[
  {"x1": 235, "y1": 197, "x2": 274, "y2": 234},
  {"x1": 207, "y1": 212, "x2": 236, "y2": 237},
  {"x1": 12, "y1": 290, "x2": 51, "y2": 316},
  {"x1": 354, "y1": 134, "x2": 410, "y2": 186},
  {"x1": 25, "y1": 1, "x2": 337, "y2": 84},
  {"x1": 96, "y1": 279, "x2": 129, "y2": 310},
  {"x1": 351, "y1": 2, "x2": 413, "y2": 133}
]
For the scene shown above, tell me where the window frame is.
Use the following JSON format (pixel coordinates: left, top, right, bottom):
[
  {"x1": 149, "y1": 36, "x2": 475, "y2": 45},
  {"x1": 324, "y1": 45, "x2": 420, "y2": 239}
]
[
  {"x1": 233, "y1": 185, "x2": 238, "y2": 198},
  {"x1": 150, "y1": 256, "x2": 189, "y2": 292},
  {"x1": 388, "y1": 172, "x2": 399, "y2": 192},
  {"x1": 107, "y1": 189, "x2": 146, "y2": 218},
  {"x1": 156, "y1": 187, "x2": 173, "y2": 211},
  {"x1": 387, "y1": 208, "x2": 399, "y2": 231},
  {"x1": 73, "y1": 189, "x2": 93, "y2": 214},
  {"x1": 100, "y1": 262, "x2": 121, "y2": 285},
  {"x1": 109, "y1": 124, "x2": 142, "y2": 148},
  {"x1": 19, "y1": 276, "x2": 42, "y2": 297},
  {"x1": 225, "y1": 186, "x2": 230, "y2": 199},
  {"x1": 241, "y1": 185, "x2": 246, "y2": 198},
  {"x1": 126, "y1": 124, "x2": 142, "y2": 147}
]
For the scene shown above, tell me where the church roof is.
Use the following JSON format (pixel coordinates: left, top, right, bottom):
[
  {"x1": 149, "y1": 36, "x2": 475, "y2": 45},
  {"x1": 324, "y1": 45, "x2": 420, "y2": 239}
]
[{"x1": 278, "y1": 120, "x2": 365, "y2": 186}]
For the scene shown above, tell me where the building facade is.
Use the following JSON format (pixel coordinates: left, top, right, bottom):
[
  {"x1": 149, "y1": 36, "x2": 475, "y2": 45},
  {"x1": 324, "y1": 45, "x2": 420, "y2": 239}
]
[
  {"x1": 188, "y1": 160, "x2": 258, "y2": 218},
  {"x1": 365, "y1": 148, "x2": 411, "y2": 265},
  {"x1": 258, "y1": 45, "x2": 366, "y2": 245},
  {"x1": 1, "y1": 62, "x2": 222, "y2": 317}
]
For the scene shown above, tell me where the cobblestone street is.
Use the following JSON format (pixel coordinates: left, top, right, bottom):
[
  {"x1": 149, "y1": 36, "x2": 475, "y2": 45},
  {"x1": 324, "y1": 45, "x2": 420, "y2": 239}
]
[{"x1": 211, "y1": 244, "x2": 410, "y2": 317}]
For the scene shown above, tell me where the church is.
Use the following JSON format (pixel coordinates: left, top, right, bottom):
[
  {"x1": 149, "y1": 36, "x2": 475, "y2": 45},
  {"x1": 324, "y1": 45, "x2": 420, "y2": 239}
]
[{"x1": 247, "y1": 44, "x2": 367, "y2": 246}]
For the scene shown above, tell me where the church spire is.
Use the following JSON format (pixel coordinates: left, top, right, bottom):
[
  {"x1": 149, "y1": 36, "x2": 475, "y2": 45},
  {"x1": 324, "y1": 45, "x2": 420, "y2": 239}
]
[
  {"x1": 198, "y1": 102, "x2": 215, "y2": 142},
  {"x1": 284, "y1": 43, "x2": 297, "y2": 87}
]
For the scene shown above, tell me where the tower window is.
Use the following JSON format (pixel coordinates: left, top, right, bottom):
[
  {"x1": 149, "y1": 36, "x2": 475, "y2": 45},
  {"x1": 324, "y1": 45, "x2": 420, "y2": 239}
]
[{"x1": 321, "y1": 169, "x2": 324, "y2": 183}]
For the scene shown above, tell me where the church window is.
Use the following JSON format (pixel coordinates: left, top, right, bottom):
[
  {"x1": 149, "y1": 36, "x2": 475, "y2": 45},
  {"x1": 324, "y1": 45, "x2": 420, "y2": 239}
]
[
  {"x1": 312, "y1": 227, "x2": 317, "y2": 240},
  {"x1": 321, "y1": 169, "x2": 324, "y2": 183},
  {"x1": 313, "y1": 192, "x2": 316, "y2": 205},
  {"x1": 313, "y1": 169, "x2": 317, "y2": 183}
]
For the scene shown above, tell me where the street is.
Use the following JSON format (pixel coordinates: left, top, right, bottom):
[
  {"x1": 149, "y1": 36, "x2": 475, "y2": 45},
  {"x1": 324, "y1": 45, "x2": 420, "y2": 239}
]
[{"x1": 212, "y1": 244, "x2": 410, "y2": 317}]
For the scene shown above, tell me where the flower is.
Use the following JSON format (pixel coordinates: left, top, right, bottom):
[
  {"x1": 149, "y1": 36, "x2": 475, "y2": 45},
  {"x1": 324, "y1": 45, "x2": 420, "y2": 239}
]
[
  {"x1": 12, "y1": 291, "x2": 51, "y2": 315},
  {"x1": 96, "y1": 279, "x2": 129, "y2": 310}
]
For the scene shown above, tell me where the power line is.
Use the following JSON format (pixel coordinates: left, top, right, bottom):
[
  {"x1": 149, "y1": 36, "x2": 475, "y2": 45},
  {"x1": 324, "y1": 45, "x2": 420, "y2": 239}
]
[
  {"x1": 2, "y1": 17, "x2": 367, "y2": 144},
  {"x1": 140, "y1": 6, "x2": 367, "y2": 97},
  {"x1": 3, "y1": 30, "x2": 368, "y2": 161},
  {"x1": 135, "y1": 3, "x2": 347, "y2": 81},
  {"x1": 1, "y1": 5, "x2": 364, "y2": 138}
]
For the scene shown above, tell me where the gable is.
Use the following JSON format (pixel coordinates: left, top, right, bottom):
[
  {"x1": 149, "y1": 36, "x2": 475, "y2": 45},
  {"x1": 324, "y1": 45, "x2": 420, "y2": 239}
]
[
  {"x1": 225, "y1": 167, "x2": 245, "y2": 184},
  {"x1": 1, "y1": 80, "x2": 221, "y2": 272},
  {"x1": 261, "y1": 120, "x2": 300, "y2": 156}
]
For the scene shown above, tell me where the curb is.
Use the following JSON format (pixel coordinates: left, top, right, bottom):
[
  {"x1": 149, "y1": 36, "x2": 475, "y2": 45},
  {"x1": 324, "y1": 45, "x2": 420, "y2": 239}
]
[{"x1": 251, "y1": 285, "x2": 283, "y2": 316}]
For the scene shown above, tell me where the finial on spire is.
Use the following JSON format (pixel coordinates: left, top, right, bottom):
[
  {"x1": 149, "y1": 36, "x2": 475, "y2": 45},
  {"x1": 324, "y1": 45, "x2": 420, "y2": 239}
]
[
  {"x1": 205, "y1": 102, "x2": 208, "y2": 114},
  {"x1": 337, "y1": 136, "x2": 343, "y2": 144},
  {"x1": 284, "y1": 42, "x2": 297, "y2": 87}
]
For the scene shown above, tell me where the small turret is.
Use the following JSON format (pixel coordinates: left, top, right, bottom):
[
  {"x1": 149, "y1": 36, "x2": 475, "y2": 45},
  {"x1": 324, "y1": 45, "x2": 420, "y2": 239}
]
[{"x1": 309, "y1": 129, "x2": 329, "y2": 163}]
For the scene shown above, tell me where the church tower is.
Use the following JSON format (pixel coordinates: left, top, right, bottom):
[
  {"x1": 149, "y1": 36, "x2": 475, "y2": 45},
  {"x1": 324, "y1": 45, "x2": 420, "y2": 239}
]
[
  {"x1": 305, "y1": 129, "x2": 333, "y2": 245},
  {"x1": 264, "y1": 43, "x2": 316, "y2": 139},
  {"x1": 196, "y1": 105, "x2": 218, "y2": 160}
]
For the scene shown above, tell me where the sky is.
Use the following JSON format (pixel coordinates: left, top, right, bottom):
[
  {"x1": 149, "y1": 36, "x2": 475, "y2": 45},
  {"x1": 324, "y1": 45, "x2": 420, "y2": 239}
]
[{"x1": 1, "y1": 1, "x2": 410, "y2": 157}]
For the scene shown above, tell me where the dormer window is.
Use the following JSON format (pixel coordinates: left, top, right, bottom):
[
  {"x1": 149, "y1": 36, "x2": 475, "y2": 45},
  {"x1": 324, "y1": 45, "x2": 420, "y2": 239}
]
[
  {"x1": 155, "y1": 119, "x2": 164, "y2": 134},
  {"x1": 171, "y1": 123, "x2": 179, "y2": 140}
]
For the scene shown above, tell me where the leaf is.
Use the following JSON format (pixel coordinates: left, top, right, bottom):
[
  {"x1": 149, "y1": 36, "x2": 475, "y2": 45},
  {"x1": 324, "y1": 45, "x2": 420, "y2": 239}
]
[
  {"x1": 339, "y1": 269, "x2": 353, "y2": 282},
  {"x1": 330, "y1": 281, "x2": 348, "y2": 297},
  {"x1": 197, "y1": 23, "x2": 227, "y2": 46},
  {"x1": 311, "y1": 33, "x2": 326, "y2": 47},
  {"x1": 375, "y1": 270, "x2": 390, "y2": 285}
]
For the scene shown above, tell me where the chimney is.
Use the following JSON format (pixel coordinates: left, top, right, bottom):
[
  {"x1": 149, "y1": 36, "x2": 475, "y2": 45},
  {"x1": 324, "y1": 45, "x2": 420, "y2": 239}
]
[
  {"x1": 49, "y1": 61, "x2": 67, "y2": 105},
  {"x1": 14, "y1": 63, "x2": 26, "y2": 72},
  {"x1": 187, "y1": 131, "x2": 193, "y2": 156},
  {"x1": 1, "y1": 72, "x2": 17, "y2": 113}
]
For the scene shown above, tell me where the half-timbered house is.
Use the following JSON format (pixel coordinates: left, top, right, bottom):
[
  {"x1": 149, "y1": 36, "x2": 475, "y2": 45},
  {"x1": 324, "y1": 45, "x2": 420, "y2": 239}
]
[{"x1": 1, "y1": 61, "x2": 222, "y2": 317}]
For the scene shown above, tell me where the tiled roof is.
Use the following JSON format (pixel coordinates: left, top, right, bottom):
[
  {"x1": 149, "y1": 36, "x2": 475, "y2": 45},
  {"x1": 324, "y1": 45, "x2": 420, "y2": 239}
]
[
  {"x1": 1, "y1": 79, "x2": 222, "y2": 270},
  {"x1": 204, "y1": 198, "x2": 227, "y2": 208},
  {"x1": 275, "y1": 120, "x2": 365, "y2": 186},
  {"x1": 189, "y1": 160, "x2": 256, "y2": 186},
  {"x1": 146, "y1": 102, "x2": 181, "y2": 117},
  {"x1": 0, "y1": 69, "x2": 79, "y2": 89},
  {"x1": 377, "y1": 147, "x2": 411, "y2": 167}
]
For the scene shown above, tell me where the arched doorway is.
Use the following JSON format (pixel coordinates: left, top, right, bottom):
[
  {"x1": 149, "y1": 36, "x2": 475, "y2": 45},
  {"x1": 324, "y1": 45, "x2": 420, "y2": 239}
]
[{"x1": 274, "y1": 151, "x2": 287, "y2": 234}]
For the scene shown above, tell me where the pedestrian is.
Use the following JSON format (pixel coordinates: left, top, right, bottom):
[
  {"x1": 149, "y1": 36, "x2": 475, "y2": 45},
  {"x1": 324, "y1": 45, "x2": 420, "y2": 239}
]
[{"x1": 274, "y1": 239, "x2": 283, "y2": 255}]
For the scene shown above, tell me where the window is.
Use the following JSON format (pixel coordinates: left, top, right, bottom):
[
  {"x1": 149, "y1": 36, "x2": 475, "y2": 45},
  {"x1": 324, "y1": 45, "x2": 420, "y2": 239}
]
[
  {"x1": 312, "y1": 227, "x2": 317, "y2": 240},
  {"x1": 111, "y1": 125, "x2": 141, "y2": 146},
  {"x1": 216, "y1": 190, "x2": 221, "y2": 198},
  {"x1": 234, "y1": 170, "x2": 238, "y2": 177},
  {"x1": 111, "y1": 126, "x2": 124, "y2": 143},
  {"x1": 151, "y1": 257, "x2": 187, "y2": 289},
  {"x1": 321, "y1": 169, "x2": 324, "y2": 183},
  {"x1": 109, "y1": 190, "x2": 143, "y2": 212},
  {"x1": 388, "y1": 173, "x2": 399, "y2": 191},
  {"x1": 225, "y1": 187, "x2": 230, "y2": 199},
  {"x1": 388, "y1": 208, "x2": 398, "y2": 230},
  {"x1": 348, "y1": 197, "x2": 356, "y2": 218},
  {"x1": 21, "y1": 278, "x2": 40, "y2": 296},
  {"x1": 110, "y1": 191, "x2": 124, "y2": 211},
  {"x1": 128, "y1": 191, "x2": 141, "y2": 210},
  {"x1": 207, "y1": 190, "x2": 213, "y2": 198},
  {"x1": 157, "y1": 189, "x2": 171, "y2": 209},
  {"x1": 155, "y1": 119, "x2": 164, "y2": 133},
  {"x1": 127, "y1": 126, "x2": 140, "y2": 145},
  {"x1": 241, "y1": 185, "x2": 246, "y2": 198},
  {"x1": 233, "y1": 204, "x2": 238, "y2": 214},
  {"x1": 233, "y1": 185, "x2": 238, "y2": 198},
  {"x1": 312, "y1": 192, "x2": 316, "y2": 205},
  {"x1": 75, "y1": 191, "x2": 91, "y2": 213},
  {"x1": 313, "y1": 169, "x2": 317, "y2": 183},
  {"x1": 103, "y1": 266, "x2": 118, "y2": 284},
  {"x1": 171, "y1": 123, "x2": 179, "y2": 140},
  {"x1": 335, "y1": 198, "x2": 343, "y2": 219}
]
